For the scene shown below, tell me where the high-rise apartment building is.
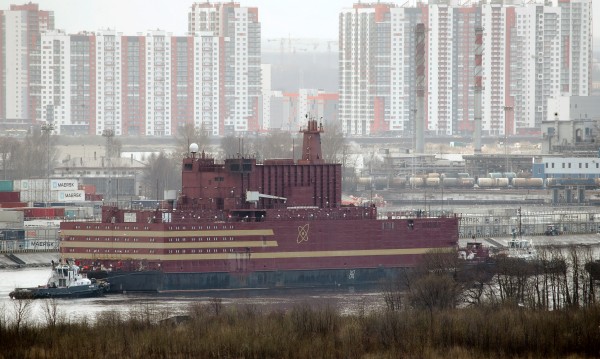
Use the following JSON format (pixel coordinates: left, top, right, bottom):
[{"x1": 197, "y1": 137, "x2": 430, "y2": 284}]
[
  {"x1": 171, "y1": 36, "x2": 194, "y2": 136},
  {"x1": 95, "y1": 30, "x2": 122, "y2": 136},
  {"x1": 144, "y1": 30, "x2": 172, "y2": 136},
  {"x1": 120, "y1": 34, "x2": 145, "y2": 136},
  {"x1": 2, "y1": 1, "x2": 592, "y2": 138},
  {"x1": 192, "y1": 32, "x2": 221, "y2": 136},
  {"x1": 119, "y1": 31, "x2": 175, "y2": 137},
  {"x1": 510, "y1": 3, "x2": 560, "y2": 132},
  {"x1": 339, "y1": 3, "x2": 394, "y2": 136},
  {"x1": 40, "y1": 30, "x2": 69, "y2": 128},
  {"x1": 39, "y1": 30, "x2": 95, "y2": 135},
  {"x1": 0, "y1": 3, "x2": 53, "y2": 126},
  {"x1": 453, "y1": 5, "x2": 481, "y2": 135},
  {"x1": 68, "y1": 32, "x2": 96, "y2": 135},
  {"x1": 481, "y1": 3, "x2": 509, "y2": 136},
  {"x1": 427, "y1": 3, "x2": 454, "y2": 136},
  {"x1": 339, "y1": 0, "x2": 591, "y2": 137},
  {"x1": 189, "y1": 2, "x2": 261, "y2": 135},
  {"x1": 389, "y1": 7, "x2": 421, "y2": 135},
  {"x1": 557, "y1": 0, "x2": 592, "y2": 96}
]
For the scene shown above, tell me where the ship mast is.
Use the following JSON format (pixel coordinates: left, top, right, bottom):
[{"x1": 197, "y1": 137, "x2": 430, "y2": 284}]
[{"x1": 298, "y1": 114, "x2": 324, "y2": 165}]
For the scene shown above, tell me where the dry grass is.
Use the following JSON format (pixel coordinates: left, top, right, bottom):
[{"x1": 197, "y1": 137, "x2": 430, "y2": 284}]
[{"x1": 0, "y1": 299, "x2": 599, "y2": 359}]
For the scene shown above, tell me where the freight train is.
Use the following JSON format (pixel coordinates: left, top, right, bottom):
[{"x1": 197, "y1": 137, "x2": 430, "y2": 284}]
[{"x1": 358, "y1": 174, "x2": 600, "y2": 190}]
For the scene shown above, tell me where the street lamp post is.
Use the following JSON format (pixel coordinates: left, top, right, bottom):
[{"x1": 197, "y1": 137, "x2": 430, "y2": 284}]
[{"x1": 41, "y1": 122, "x2": 55, "y2": 204}]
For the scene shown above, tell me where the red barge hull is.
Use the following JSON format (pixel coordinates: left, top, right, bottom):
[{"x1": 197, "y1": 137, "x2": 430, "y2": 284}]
[{"x1": 61, "y1": 214, "x2": 458, "y2": 292}]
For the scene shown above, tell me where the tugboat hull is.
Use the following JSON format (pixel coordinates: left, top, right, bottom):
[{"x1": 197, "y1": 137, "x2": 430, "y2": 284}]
[{"x1": 9, "y1": 283, "x2": 107, "y2": 299}]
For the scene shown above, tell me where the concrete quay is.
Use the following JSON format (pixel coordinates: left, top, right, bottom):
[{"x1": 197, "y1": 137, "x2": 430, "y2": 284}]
[
  {"x1": 0, "y1": 251, "x2": 59, "y2": 269},
  {"x1": 459, "y1": 233, "x2": 600, "y2": 250}
]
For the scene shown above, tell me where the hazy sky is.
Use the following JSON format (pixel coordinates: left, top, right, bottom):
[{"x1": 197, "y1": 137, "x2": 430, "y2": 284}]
[{"x1": 22, "y1": 0, "x2": 600, "y2": 40}]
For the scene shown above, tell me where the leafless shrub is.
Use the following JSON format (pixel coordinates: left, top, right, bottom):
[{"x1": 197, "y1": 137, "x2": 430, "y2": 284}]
[
  {"x1": 10, "y1": 298, "x2": 33, "y2": 332},
  {"x1": 209, "y1": 297, "x2": 223, "y2": 316},
  {"x1": 41, "y1": 298, "x2": 65, "y2": 328}
]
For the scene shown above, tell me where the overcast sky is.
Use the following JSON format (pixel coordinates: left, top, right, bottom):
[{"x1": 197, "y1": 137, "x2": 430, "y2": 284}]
[{"x1": 24, "y1": 0, "x2": 600, "y2": 40}]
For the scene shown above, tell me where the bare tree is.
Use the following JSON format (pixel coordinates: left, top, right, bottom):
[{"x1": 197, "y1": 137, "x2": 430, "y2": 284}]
[
  {"x1": 10, "y1": 127, "x2": 58, "y2": 180},
  {"x1": 11, "y1": 297, "x2": 33, "y2": 332},
  {"x1": 494, "y1": 256, "x2": 535, "y2": 305},
  {"x1": 0, "y1": 137, "x2": 19, "y2": 180},
  {"x1": 249, "y1": 131, "x2": 294, "y2": 161},
  {"x1": 381, "y1": 274, "x2": 405, "y2": 312},
  {"x1": 581, "y1": 247, "x2": 596, "y2": 307},
  {"x1": 459, "y1": 263, "x2": 495, "y2": 306},
  {"x1": 41, "y1": 298, "x2": 64, "y2": 328},
  {"x1": 220, "y1": 135, "x2": 242, "y2": 159},
  {"x1": 128, "y1": 300, "x2": 159, "y2": 325},
  {"x1": 142, "y1": 152, "x2": 181, "y2": 199},
  {"x1": 0, "y1": 302, "x2": 6, "y2": 334},
  {"x1": 321, "y1": 121, "x2": 347, "y2": 164},
  {"x1": 384, "y1": 250, "x2": 463, "y2": 315},
  {"x1": 408, "y1": 273, "x2": 461, "y2": 318},
  {"x1": 176, "y1": 123, "x2": 210, "y2": 157}
]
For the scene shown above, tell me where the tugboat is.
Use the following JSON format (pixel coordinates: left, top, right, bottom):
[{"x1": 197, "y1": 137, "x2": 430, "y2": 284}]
[
  {"x1": 503, "y1": 207, "x2": 537, "y2": 260},
  {"x1": 9, "y1": 260, "x2": 109, "y2": 299}
]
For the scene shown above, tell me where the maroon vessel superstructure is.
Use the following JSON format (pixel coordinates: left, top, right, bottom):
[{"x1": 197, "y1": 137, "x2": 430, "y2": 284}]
[{"x1": 60, "y1": 119, "x2": 459, "y2": 292}]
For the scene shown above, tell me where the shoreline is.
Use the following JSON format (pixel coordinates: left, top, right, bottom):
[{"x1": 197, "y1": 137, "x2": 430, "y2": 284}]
[{"x1": 0, "y1": 251, "x2": 59, "y2": 269}]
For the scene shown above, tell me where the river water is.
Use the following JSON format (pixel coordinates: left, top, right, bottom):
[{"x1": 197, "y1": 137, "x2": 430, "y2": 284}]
[{"x1": 0, "y1": 267, "x2": 386, "y2": 325}]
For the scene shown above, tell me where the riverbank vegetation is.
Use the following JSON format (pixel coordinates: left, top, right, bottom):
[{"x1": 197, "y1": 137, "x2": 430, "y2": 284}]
[
  {"x1": 1, "y1": 245, "x2": 600, "y2": 358},
  {"x1": 0, "y1": 298, "x2": 599, "y2": 358}
]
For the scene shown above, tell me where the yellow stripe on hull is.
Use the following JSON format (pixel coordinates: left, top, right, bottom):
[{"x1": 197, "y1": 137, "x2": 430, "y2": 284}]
[
  {"x1": 60, "y1": 229, "x2": 274, "y2": 238},
  {"x1": 60, "y1": 240, "x2": 279, "y2": 249},
  {"x1": 62, "y1": 247, "x2": 453, "y2": 261}
]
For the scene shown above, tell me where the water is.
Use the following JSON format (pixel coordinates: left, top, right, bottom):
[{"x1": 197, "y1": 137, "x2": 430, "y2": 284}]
[{"x1": 0, "y1": 267, "x2": 386, "y2": 325}]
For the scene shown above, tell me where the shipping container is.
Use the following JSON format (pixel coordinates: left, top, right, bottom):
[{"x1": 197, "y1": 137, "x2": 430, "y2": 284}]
[
  {"x1": 0, "y1": 191, "x2": 21, "y2": 202},
  {"x1": 79, "y1": 184, "x2": 96, "y2": 194},
  {"x1": 51, "y1": 179, "x2": 78, "y2": 191},
  {"x1": 0, "y1": 180, "x2": 14, "y2": 192},
  {"x1": 21, "y1": 189, "x2": 87, "y2": 203},
  {"x1": 84, "y1": 193, "x2": 103, "y2": 201},
  {"x1": 0, "y1": 229, "x2": 25, "y2": 240},
  {"x1": 20, "y1": 239, "x2": 59, "y2": 250},
  {"x1": 25, "y1": 227, "x2": 59, "y2": 240},
  {"x1": 14, "y1": 207, "x2": 65, "y2": 219},
  {"x1": 17, "y1": 179, "x2": 48, "y2": 191},
  {"x1": 64, "y1": 206, "x2": 94, "y2": 219},
  {"x1": 0, "y1": 202, "x2": 27, "y2": 208},
  {"x1": 57, "y1": 190, "x2": 85, "y2": 202},
  {"x1": 0, "y1": 211, "x2": 24, "y2": 223},
  {"x1": 0, "y1": 221, "x2": 24, "y2": 230}
]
